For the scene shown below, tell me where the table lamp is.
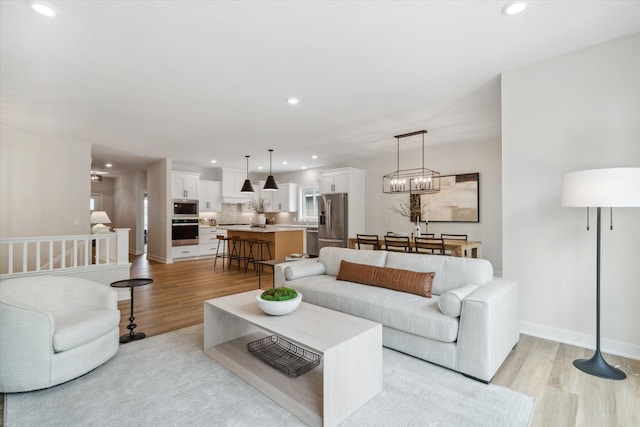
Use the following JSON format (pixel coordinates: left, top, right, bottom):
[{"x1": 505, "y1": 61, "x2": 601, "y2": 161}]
[
  {"x1": 561, "y1": 167, "x2": 640, "y2": 380},
  {"x1": 90, "y1": 211, "x2": 112, "y2": 234}
]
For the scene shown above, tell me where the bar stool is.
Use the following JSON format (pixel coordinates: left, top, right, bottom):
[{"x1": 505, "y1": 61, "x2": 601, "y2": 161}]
[
  {"x1": 247, "y1": 239, "x2": 272, "y2": 275},
  {"x1": 213, "y1": 235, "x2": 232, "y2": 270},
  {"x1": 229, "y1": 236, "x2": 250, "y2": 272}
]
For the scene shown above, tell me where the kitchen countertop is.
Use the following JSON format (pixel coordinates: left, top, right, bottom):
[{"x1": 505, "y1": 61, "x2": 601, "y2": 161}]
[
  {"x1": 274, "y1": 224, "x2": 319, "y2": 229},
  {"x1": 216, "y1": 225, "x2": 306, "y2": 233}
]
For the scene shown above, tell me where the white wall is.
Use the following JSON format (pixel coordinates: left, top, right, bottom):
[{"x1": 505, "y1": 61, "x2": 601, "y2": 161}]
[
  {"x1": 146, "y1": 159, "x2": 171, "y2": 263},
  {"x1": 502, "y1": 33, "x2": 640, "y2": 358},
  {"x1": 354, "y1": 138, "x2": 503, "y2": 273},
  {"x1": 0, "y1": 129, "x2": 90, "y2": 237}
]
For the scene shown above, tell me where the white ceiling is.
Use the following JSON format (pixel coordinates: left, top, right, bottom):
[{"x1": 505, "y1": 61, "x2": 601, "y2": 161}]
[{"x1": 1, "y1": 1, "x2": 639, "y2": 176}]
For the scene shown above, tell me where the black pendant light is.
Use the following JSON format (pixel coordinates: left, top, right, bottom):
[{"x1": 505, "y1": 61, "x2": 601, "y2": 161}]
[
  {"x1": 263, "y1": 149, "x2": 279, "y2": 191},
  {"x1": 240, "y1": 155, "x2": 255, "y2": 193}
]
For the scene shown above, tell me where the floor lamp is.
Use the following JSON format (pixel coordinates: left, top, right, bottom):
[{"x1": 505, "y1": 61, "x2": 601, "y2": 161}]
[{"x1": 561, "y1": 167, "x2": 640, "y2": 380}]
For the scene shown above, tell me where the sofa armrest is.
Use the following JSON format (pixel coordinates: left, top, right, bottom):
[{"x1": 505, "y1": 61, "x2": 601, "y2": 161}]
[
  {"x1": 456, "y1": 278, "x2": 519, "y2": 382},
  {"x1": 274, "y1": 260, "x2": 324, "y2": 288},
  {"x1": 65, "y1": 283, "x2": 118, "y2": 311},
  {"x1": 0, "y1": 302, "x2": 55, "y2": 392}
]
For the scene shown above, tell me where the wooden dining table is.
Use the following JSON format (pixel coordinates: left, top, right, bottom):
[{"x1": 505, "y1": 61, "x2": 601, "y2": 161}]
[{"x1": 347, "y1": 237, "x2": 482, "y2": 258}]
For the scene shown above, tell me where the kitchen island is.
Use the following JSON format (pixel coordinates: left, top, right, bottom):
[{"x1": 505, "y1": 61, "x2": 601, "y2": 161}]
[{"x1": 217, "y1": 226, "x2": 305, "y2": 265}]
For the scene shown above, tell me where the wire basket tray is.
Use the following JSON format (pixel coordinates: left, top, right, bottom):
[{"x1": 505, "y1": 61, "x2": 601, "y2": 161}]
[{"x1": 247, "y1": 335, "x2": 321, "y2": 378}]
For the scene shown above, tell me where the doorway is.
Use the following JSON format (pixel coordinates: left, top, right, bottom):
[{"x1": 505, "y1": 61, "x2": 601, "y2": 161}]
[{"x1": 143, "y1": 193, "x2": 148, "y2": 253}]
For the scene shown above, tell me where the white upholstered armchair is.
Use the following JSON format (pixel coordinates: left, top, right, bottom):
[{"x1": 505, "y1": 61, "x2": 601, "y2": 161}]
[{"x1": 0, "y1": 275, "x2": 121, "y2": 393}]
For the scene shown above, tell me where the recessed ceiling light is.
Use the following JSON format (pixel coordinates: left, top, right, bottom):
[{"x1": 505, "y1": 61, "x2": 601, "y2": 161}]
[
  {"x1": 311, "y1": 155, "x2": 318, "y2": 159},
  {"x1": 105, "y1": 163, "x2": 113, "y2": 168},
  {"x1": 501, "y1": 1, "x2": 527, "y2": 16},
  {"x1": 287, "y1": 97, "x2": 299, "y2": 105},
  {"x1": 301, "y1": 166, "x2": 307, "y2": 170},
  {"x1": 28, "y1": 1, "x2": 59, "y2": 17},
  {"x1": 282, "y1": 161, "x2": 288, "y2": 165},
  {"x1": 210, "y1": 160, "x2": 217, "y2": 164},
  {"x1": 258, "y1": 166, "x2": 264, "y2": 170}
]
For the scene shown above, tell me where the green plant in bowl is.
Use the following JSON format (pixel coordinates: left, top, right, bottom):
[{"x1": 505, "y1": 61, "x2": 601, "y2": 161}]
[{"x1": 260, "y1": 287, "x2": 298, "y2": 301}]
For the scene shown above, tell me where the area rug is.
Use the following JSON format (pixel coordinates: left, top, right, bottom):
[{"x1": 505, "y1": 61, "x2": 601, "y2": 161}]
[{"x1": 4, "y1": 324, "x2": 534, "y2": 426}]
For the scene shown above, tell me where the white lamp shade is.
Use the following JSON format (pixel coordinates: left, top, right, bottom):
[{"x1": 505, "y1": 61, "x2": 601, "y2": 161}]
[
  {"x1": 562, "y1": 168, "x2": 640, "y2": 207},
  {"x1": 90, "y1": 211, "x2": 112, "y2": 224}
]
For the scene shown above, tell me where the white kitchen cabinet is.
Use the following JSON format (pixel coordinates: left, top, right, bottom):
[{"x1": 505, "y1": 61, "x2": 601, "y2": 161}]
[
  {"x1": 319, "y1": 169, "x2": 349, "y2": 194},
  {"x1": 199, "y1": 180, "x2": 222, "y2": 212},
  {"x1": 272, "y1": 183, "x2": 298, "y2": 212},
  {"x1": 172, "y1": 172, "x2": 200, "y2": 199},
  {"x1": 258, "y1": 181, "x2": 297, "y2": 212},
  {"x1": 199, "y1": 228, "x2": 227, "y2": 258},
  {"x1": 319, "y1": 167, "x2": 364, "y2": 195},
  {"x1": 222, "y1": 168, "x2": 251, "y2": 203},
  {"x1": 171, "y1": 245, "x2": 199, "y2": 259}
]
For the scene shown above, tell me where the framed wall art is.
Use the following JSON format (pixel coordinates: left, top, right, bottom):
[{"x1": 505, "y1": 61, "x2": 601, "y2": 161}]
[{"x1": 422, "y1": 173, "x2": 479, "y2": 222}]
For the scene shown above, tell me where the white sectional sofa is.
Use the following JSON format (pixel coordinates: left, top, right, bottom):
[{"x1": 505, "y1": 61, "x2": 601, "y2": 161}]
[{"x1": 274, "y1": 247, "x2": 519, "y2": 382}]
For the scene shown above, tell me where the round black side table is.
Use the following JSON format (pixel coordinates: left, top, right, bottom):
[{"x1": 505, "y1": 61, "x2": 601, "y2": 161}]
[{"x1": 110, "y1": 278, "x2": 153, "y2": 344}]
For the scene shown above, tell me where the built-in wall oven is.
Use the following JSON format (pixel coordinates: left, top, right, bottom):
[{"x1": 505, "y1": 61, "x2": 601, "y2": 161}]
[{"x1": 171, "y1": 218, "x2": 199, "y2": 246}]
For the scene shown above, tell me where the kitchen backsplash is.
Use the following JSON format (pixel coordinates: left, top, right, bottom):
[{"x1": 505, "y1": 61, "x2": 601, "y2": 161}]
[{"x1": 199, "y1": 203, "x2": 309, "y2": 225}]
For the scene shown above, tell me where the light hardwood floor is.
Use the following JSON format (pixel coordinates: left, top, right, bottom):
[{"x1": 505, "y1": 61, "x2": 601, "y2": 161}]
[{"x1": 2, "y1": 254, "x2": 638, "y2": 426}]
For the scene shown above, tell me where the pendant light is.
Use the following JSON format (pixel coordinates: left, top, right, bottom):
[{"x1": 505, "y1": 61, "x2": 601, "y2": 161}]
[
  {"x1": 263, "y1": 149, "x2": 279, "y2": 191},
  {"x1": 240, "y1": 155, "x2": 255, "y2": 193},
  {"x1": 382, "y1": 130, "x2": 440, "y2": 194}
]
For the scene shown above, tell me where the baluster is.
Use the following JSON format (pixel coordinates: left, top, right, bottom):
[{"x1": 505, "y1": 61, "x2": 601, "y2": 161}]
[
  {"x1": 36, "y1": 241, "x2": 41, "y2": 272},
  {"x1": 49, "y1": 240, "x2": 53, "y2": 270},
  {"x1": 84, "y1": 238, "x2": 90, "y2": 267},
  {"x1": 8, "y1": 242, "x2": 13, "y2": 274},
  {"x1": 61, "y1": 240, "x2": 65, "y2": 269},
  {"x1": 23, "y1": 241, "x2": 27, "y2": 273}
]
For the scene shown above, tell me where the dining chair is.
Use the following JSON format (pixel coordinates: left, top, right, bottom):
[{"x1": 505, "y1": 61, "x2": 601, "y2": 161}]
[
  {"x1": 422, "y1": 233, "x2": 435, "y2": 238},
  {"x1": 356, "y1": 234, "x2": 381, "y2": 250},
  {"x1": 384, "y1": 235, "x2": 411, "y2": 252},
  {"x1": 441, "y1": 234, "x2": 468, "y2": 256},
  {"x1": 414, "y1": 237, "x2": 445, "y2": 255}
]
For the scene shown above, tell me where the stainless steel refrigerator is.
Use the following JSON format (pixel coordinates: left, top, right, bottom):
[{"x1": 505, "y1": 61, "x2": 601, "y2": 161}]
[{"x1": 318, "y1": 193, "x2": 348, "y2": 250}]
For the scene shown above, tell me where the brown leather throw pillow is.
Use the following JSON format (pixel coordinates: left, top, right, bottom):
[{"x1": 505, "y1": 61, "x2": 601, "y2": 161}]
[{"x1": 336, "y1": 260, "x2": 434, "y2": 298}]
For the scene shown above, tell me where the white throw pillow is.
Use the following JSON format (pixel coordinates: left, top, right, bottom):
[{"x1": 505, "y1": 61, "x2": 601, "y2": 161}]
[
  {"x1": 437, "y1": 284, "x2": 479, "y2": 317},
  {"x1": 284, "y1": 262, "x2": 325, "y2": 280}
]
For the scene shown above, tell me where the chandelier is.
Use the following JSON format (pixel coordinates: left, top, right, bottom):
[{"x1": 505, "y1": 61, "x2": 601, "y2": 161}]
[{"x1": 382, "y1": 130, "x2": 440, "y2": 194}]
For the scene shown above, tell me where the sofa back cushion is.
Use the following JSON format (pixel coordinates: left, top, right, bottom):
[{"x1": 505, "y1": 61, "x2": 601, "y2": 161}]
[
  {"x1": 385, "y1": 252, "x2": 493, "y2": 295},
  {"x1": 336, "y1": 260, "x2": 435, "y2": 297},
  {"x1": 319, "y1": 247, "x2": 387, "y2": 276},
  {"x1": 0, "y1": 276, "x2": 117, "y2": 312}
]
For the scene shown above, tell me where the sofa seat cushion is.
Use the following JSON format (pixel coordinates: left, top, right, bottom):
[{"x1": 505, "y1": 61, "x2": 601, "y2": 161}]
[
  {"x1": 53, "y1": 309, "x2": 120, "y2": 352},
  {"x1": 287, "y1": 276, "x2": 460, "y2": 343}
]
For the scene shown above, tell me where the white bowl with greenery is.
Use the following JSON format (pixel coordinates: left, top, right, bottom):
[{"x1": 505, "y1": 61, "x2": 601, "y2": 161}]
[{"x1": 256, "y1": 287, "x2": 302, "y2": 316}]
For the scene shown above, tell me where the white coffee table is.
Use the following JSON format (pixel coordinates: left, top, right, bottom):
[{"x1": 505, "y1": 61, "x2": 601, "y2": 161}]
[{"x1": 204, "y1": 290, "x2": 382, "y2": 427}]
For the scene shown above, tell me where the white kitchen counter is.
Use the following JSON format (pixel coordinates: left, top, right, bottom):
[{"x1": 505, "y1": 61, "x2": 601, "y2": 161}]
[
  {"x1": 272, "y1": 224, "x2": 318, "y2": 229},
  {"x1": 216, "y1": 225, "x2": 306, "y2": 233}
]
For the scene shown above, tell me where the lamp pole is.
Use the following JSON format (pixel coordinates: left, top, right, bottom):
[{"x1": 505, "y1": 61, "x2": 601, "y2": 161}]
[{"x1": 572, "y1": 207, "x2": 626, "y2": 380}]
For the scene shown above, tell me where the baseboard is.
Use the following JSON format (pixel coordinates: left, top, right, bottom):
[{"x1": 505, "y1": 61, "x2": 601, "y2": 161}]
[
  {"x1": 520, "y1": 321, "x2": 640, "y2": 361},
  {"x1": 146, "y1": 253, "x2": 170, "y2": 264}
]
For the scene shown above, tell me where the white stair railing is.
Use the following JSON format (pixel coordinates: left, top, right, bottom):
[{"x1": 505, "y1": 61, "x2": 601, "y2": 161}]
[{"x1": 0, "y1": 229, "x2": 130, "y2": 278}]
